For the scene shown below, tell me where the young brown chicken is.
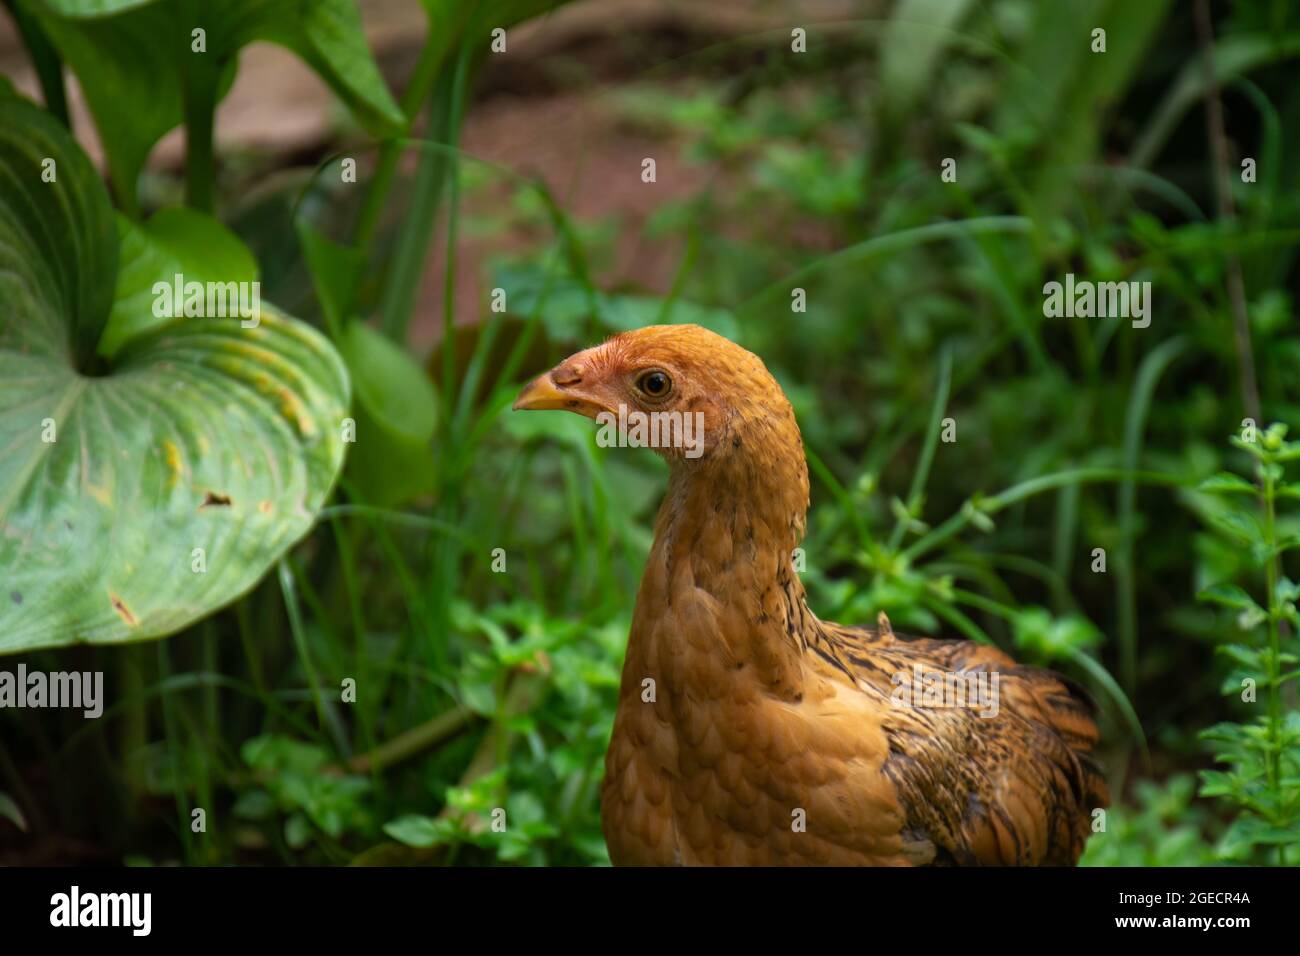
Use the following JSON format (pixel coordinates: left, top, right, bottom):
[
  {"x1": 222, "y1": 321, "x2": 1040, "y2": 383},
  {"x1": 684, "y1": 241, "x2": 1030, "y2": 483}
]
[{"x1": 514, "y1": 324, "x2": 1108, "y2": 865}]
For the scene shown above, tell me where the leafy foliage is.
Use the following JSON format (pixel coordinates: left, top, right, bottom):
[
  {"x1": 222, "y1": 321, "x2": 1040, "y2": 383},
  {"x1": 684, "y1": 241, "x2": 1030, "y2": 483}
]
[
  {"x1": 23, "y1": 0, "x2": 403, "y2": 209},
  {"x1": 1079, "y1": 775, "x2": 1218, "y2": 867},
  {"x1": 1191, "y1": 424, "x2": 1300, "y2": 864}
]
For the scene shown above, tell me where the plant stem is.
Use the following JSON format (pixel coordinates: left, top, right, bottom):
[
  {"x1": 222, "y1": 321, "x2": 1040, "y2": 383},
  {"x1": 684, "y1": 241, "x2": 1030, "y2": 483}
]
[
  {"x1": 903, "y1": 468, "x2": 1187, "y2": 562},
  {"x1": 156, "y1": 640, "x2": 193, "y2": 862},
  {"x1": 182, "y1": 62, "x2": 218, "y2": 213},
  {"x1": 4, "y1": 0, "x2": 68, "y2": 126},
  {"x1": 1118, "y1": 337, "x2": 1188, "y2": 694},
  {"x1": 888, "y1": 348, "x2": 952, "y2": 551},
  {"x1": 1261, "y1": 459, "x2": 1282, "y2": 814},
  {"x1": 343, "y1": 706, "x2": 474, "y2": 775},
  {"x1": 1193, "y1": 0, "x2": 1261, "y2": 424},
  {"x1": 353, "y1": 7, "x2": 464, "y2": 249},
  {"x1": 278, "y1": 560, "x2": 328, "y2": 734}
]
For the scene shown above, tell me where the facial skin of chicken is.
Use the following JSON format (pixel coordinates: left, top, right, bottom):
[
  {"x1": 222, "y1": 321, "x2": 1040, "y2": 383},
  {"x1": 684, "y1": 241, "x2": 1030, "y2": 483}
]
[{"x1": 515, "y1": 324, "x2": 1109, "y2": 866}]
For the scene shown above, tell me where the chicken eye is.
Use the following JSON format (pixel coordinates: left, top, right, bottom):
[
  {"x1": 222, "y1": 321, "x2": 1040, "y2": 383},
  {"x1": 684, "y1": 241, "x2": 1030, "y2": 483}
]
[{"x1": 637, "y1": 370, "x2": 672, "y2": 399}]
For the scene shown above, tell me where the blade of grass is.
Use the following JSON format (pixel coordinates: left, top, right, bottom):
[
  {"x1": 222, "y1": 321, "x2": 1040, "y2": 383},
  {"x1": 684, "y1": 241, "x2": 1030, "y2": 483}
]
[
  {"x1": 737, "y1": 217, "x2": 1032, "y2": 317},
  {"x1": 1117, "y1": 336, "x2": 1187, "y2": 694},
  {"x1": 277, "y1": 560, "x2": 329, "y2": 739},
  {"x1": 155, "y1": 640, "x2": 193, "y2": 862},
  {"x1": 805, "y1": 443, "x2": 875, "y2": 550},
  {"x1": 904, "y1": 468, "x2": 1188, "y2": 562},
  {"x1": 888, "y1": 346, "x2": 952, "y2": 550}
]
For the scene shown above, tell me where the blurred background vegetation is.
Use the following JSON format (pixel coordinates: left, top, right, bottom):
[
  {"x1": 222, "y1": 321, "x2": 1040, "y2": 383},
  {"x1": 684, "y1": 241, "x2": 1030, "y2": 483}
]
[{"x1": 1, "y1": 0, "x2": 1298, "y2": 866}]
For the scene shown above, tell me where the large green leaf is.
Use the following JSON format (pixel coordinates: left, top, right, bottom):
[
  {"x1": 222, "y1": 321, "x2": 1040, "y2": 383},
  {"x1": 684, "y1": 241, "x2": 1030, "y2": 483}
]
[
  {"x1": 30, "y1": 0, "x2": 216, "y2": 211},
  {"x1": 297, "y1": 223, "x2": 438, "y2": 505},
  {"x1": 336, "y1": 319, "x2": 438, "y2": 447},
  {"x1": 26, "y1": 0, "x2": 404, "y2": 207},
  {"x1": 0, "y1": 94, "x2": 350, "y2": 652},
  {"x1": 101, "y1": 206, "x2": 259, "y2": 359},
  {"x1": 335, "y1": 321, "x2": 438, "y2": 506},
  {"x1": 0, "y1": 86, "x2": 117, "y2": 367}
]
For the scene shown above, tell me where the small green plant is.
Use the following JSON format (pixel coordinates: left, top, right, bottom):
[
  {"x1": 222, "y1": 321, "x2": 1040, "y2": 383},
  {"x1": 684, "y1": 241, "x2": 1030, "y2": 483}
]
[
  {"x1": 1193, "y1": 422, "x2": 1300, "y2": 864},
  {"x1": 235, "y1": 734, "x2": 374, "y2": 858},
  {"x1": 1079, "y1": 774, "x2": 1218, "y2": 867}
]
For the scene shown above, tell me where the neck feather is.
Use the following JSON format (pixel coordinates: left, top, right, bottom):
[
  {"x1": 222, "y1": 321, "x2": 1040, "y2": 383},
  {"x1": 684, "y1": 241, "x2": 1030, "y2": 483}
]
[{"x1": 630, "y1": 422, "x2": 813, "y2": 698}]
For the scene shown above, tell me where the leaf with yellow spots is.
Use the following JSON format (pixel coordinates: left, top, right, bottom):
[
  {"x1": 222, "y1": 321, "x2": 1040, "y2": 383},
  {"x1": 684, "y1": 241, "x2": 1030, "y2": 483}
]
[{"x1": 0, "y1": 93, "x2": 350, "y2": 653}]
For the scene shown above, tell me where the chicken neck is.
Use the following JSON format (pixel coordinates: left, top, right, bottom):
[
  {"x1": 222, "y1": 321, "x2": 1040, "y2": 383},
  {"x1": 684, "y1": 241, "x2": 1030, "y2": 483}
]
[{"x1": 627, "y1": 414, "x2": 816, "y2": 703}]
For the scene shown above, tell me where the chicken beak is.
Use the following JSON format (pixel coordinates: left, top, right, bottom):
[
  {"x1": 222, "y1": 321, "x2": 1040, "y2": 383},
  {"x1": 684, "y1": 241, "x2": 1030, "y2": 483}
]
[
  {"x1": 512, "y1": 372, "x2": 607, "y2": 420},
  {"x1": 512, "y1": 373, "x2": 569, "y2": 411}
]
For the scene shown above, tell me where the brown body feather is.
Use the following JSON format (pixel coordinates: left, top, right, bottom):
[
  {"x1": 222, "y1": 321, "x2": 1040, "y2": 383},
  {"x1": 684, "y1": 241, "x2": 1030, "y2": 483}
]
[{"x1": 515, "y1": 324, "x2": 1108, "y2": 866}]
